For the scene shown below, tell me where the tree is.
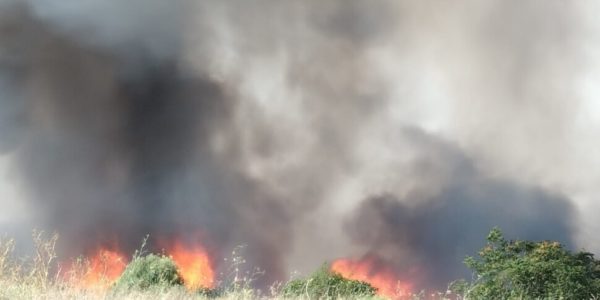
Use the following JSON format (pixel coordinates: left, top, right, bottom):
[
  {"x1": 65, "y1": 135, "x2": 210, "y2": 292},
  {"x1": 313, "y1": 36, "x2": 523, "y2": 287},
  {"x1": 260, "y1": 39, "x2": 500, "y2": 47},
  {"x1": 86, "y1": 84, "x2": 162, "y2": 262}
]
[{"x1": 456, "y1": 228, "x2": 600, "y2": 299}]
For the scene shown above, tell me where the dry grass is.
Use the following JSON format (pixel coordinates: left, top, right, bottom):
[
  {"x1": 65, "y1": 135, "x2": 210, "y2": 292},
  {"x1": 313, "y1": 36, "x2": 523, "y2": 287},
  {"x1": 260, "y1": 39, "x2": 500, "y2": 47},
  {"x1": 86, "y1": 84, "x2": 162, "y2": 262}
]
[
  {"x1": 0, "y1": 232, "x2": 451, "y2": 300},
  {"x1": 0, "y1": 232, "x2": 276, "y2": 300}
]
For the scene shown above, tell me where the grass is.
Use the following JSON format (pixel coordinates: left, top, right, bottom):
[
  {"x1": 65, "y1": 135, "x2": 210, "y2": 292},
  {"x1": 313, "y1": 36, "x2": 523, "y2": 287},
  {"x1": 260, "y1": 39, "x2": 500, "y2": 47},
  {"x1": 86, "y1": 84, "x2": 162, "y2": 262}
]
[
  {"x1": 0, "y1": 232, "x2": 460, "y2": 300},
  {"x1": 0, "y1": 232, "x2": 256, "y2": 299},
  {"x1": 0, "y1": 232, "x2": 271, "y2": 300}
]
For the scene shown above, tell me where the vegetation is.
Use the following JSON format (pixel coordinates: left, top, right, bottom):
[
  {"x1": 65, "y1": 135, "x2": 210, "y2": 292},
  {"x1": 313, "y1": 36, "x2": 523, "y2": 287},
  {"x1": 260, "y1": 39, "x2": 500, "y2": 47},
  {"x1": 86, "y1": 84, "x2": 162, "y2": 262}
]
[
  {"x1": 3, "y1": 229, "x2": 600, "y2": 299},
  {"x1": 114, "y1": 253, "x2": 183, "y2": 290},
  {"x1": 454, "y1": 228, "x2": 600, "y2": 299},
  {"x1": 281, "y1": 264, "x2": 377, "y2": 299}
]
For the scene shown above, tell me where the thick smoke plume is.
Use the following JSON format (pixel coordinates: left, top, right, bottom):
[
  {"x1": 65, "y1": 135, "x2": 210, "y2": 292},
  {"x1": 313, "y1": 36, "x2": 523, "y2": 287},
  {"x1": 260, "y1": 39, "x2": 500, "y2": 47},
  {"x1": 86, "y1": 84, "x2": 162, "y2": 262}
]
[
  {"x1": 0, "y1": 0, "x2": 598, "y2": 290},
  {"x1": 344, "y1": 128, "x2": 574, "y2": 288}
]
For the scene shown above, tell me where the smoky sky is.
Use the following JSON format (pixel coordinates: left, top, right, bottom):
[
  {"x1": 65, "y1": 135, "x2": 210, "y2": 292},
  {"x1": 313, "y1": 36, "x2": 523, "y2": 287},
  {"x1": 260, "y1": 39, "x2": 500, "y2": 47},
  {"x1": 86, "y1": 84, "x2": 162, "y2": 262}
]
[
  {"x1": 344, "y1": 128, "x2": 575, "y2": 289},
  {"x1": 0, "y1": 0, "x2": 596, "y2": 291},
  {"x1": 0, "y1": 1, "x2": 291, "y2": 285}
]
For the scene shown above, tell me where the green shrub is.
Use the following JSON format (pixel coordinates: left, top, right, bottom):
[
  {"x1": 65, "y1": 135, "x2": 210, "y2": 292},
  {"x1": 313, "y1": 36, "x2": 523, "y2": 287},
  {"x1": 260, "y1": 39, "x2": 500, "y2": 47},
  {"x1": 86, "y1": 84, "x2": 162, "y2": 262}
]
[
  {"x1": 281, "y1": 264, "x2": 377, "y2": 299},
  {"x1": 114, "y1": 254, "x2": 183, "y2": 290},
  {"x1": 457, "y1": 228, "x2": 600, "y2": 299}
]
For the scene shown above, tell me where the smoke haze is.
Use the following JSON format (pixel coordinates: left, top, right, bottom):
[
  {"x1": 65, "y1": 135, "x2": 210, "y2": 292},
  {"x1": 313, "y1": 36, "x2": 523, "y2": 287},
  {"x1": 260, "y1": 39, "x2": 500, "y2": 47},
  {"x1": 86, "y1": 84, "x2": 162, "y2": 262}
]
[{"x1": 1, "y1": 0, "x2": 598, "y2": 290}]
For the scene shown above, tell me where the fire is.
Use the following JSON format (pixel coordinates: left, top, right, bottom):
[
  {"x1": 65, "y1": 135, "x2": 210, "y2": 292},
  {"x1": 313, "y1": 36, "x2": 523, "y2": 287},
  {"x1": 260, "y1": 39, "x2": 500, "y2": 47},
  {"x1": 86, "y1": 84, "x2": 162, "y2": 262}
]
[
  {"x1": 331, "y1": 257, "x2": 412, "y2": 299},
  {"x1": 72, "y1": 248, "x2": 128, "y2": 289},
  {"x1": 168, "y1": 241, "x2": 215, "y2": 290},
  {"x1": 64, "y1": 238, "x2": 215, "y2": 291}
]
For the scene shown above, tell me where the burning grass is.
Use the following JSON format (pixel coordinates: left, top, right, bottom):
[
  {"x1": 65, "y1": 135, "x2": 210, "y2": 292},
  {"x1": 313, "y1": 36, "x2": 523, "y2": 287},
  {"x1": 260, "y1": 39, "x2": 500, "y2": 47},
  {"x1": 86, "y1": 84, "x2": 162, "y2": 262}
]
[
  {"x1": 66, "y1": 248, "x2": 128, "y2": 289},
  {"x1": 0, "y1": 232, "x2": 220, "y2": 299},
  {"x1": 0, "y1": 231, "x2": 456, "y2": 300},
  {"x1": 330, "y1": 257, "x2": 412, "y2": 298},
  {"x1": 168, "y1": 240, "x2": 215, "y2": 290}
]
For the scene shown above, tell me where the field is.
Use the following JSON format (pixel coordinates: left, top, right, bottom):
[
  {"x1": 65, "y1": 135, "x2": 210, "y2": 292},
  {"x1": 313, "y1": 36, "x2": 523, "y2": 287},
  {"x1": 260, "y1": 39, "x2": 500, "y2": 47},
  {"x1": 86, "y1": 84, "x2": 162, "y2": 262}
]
[
  {"x1": 3, "y1": 229, "x2": 600, "y2": 300},
  {"x1": 0, "y1": 232, "x2": 456, "y2": 300}
]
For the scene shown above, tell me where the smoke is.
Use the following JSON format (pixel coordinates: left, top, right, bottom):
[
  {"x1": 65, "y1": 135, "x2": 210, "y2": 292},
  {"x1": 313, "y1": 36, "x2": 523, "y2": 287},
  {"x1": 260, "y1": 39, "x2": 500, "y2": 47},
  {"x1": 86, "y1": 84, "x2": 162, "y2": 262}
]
[
  {"x1": 0, "y1": 0, "x2": 598, "y2": 290},
  {"x1": 344, "y1": 128, "x2": 575, "y2": 289},
  {"x1": 0, "y1": 0, "x2": 291, "y2": 284}
]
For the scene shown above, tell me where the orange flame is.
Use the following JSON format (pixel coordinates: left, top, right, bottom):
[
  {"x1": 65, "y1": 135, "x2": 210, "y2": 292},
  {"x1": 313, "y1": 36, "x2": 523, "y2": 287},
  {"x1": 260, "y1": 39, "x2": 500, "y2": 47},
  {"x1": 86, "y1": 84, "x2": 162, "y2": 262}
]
[
  {"x1": 331, "y1": 257, "x2": 412, "y2": 299},
  {"x1": 168, "y1": 241, "x2": 215, "y2": 290},
  {"x1": 73, "y1": 248, "x2": 128, "y2": 289},
  {"x1": 65, "y1": 238, "x2": 215, "y2": 291}
]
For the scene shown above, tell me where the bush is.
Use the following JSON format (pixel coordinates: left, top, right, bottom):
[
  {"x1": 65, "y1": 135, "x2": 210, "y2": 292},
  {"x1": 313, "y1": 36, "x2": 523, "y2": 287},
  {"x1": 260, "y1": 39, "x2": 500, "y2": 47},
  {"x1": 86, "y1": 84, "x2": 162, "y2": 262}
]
[
  {"x1": 281, "y1": 264, "x2": 377, "y2": 299},
  {"x1": 114, "y1": 254, "x2": 183, "y2": 290},
  {"x1": 457, "y1": 228, "x2": 600, "y2": 299}
]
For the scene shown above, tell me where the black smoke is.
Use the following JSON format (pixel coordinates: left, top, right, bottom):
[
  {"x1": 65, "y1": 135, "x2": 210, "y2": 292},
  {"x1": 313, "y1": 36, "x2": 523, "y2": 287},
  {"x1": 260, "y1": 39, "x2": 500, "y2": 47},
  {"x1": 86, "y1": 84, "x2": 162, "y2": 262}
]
[
  {"x1": 0, "y1": 0, "x2": 587, "y2": 291},
  {"x1": 344, "y1": 129, "x2": 575, "y2": 290},
  {"x1": 0, "y1": 2, "x2": 291, "y2": 285}
]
